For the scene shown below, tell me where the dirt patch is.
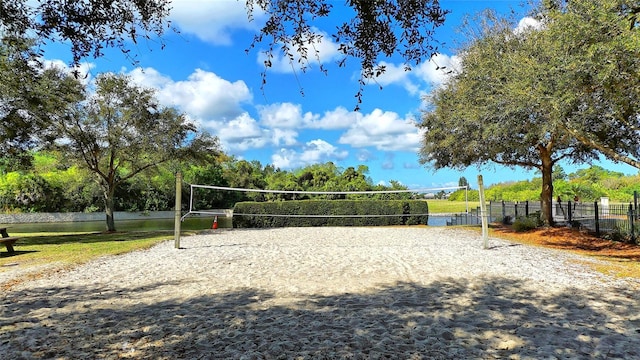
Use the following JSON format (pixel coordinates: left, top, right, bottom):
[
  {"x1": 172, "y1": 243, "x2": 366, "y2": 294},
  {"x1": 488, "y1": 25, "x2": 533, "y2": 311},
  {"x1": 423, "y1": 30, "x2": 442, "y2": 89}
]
[{"x1": 492, "y1": 225, "x2": 640, "y2": 260}]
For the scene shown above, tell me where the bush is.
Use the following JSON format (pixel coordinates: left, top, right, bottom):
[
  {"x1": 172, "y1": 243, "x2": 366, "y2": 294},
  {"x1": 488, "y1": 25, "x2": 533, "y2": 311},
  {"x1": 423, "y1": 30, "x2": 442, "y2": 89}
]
[
  {"x1": 233, "y1": 200, "x2": 429, "y2": 228},
  {"x1": 0, "y1": 172, "x2": 66, "y2": 212},
  {"x1": 602, "y1": 222, "x2": 634, "y2": 243},
  {"x1": 512, "y1": 214, "x2": 541, "y2": 232}
]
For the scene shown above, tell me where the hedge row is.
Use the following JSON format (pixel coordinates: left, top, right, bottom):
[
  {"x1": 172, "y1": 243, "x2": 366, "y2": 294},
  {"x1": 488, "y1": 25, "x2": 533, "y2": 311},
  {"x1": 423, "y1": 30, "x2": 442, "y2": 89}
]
[{"x1": 232, "y1": 200, "x2": 428, "y2": 228}]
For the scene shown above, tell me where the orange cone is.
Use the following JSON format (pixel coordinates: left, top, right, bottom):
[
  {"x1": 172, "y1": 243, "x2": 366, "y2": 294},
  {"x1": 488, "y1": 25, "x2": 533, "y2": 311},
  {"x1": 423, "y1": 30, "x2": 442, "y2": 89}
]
[{"x1": 212, "y1": 216, "x2": 218, "y2": 229}]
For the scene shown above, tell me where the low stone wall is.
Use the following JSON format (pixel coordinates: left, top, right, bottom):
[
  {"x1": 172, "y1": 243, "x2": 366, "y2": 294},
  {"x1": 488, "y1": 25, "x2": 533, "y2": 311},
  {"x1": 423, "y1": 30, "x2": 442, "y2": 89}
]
[
  {"x1": 0, "y1": 210, "x2": 234, "y2": 224},
  {"x1": 0, "y1": 211, "x2": 175, "y2": 224}
]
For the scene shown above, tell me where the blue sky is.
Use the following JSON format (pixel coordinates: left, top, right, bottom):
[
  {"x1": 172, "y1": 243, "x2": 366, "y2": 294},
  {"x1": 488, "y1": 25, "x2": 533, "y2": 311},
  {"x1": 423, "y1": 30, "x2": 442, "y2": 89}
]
[{"x1": 42, "y1": 0, "x2": 639, "y2": 189}]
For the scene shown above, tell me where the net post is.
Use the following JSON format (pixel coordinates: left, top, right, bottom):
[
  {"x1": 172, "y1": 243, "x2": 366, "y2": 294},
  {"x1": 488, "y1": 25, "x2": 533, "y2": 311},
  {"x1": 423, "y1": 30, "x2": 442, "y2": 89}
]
[
  {"x1": 478, "y1": 175, "x2": 489, "y2": 249},
  {"x1": 174, "y1": 171, "x2": 182, "y2": 249},
  {"x1": 465, "y1": 185, "x2": 469, "y2": 213},
  {"x1": 189, "y1": 184, "x2": 194, "y2": 214}
]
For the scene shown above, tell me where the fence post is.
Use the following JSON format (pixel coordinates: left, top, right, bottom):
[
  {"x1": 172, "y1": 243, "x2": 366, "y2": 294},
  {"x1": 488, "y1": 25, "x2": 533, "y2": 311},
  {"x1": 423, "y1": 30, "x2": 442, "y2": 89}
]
[
  {"x1": 477, "y1": 175, "x2": 489, "y2": 250},
  {"x1": 635, "y1": 191, "x2": 638, "y2": 220},
  {"x1": 515, "y1": 202, "x2": 518, "y2": 218},
  {"x1": 501, "y1": 201, "x2": 506, "y2": 221},
  {"x1": 525, "y1": 201, "x2": 529, "y2": 217},
  {"x1": 568, "y1": 201, "x2": 572, "y2": 223},
  {"x1": 489, "y1": 200, "x2": 493, "y2": 222},
  {"x1": 594, "y1": 201, "x2": 600, "y2": 237},
  {"x1": 630, "y1": 203, "x2": 636, "y2": 244}
]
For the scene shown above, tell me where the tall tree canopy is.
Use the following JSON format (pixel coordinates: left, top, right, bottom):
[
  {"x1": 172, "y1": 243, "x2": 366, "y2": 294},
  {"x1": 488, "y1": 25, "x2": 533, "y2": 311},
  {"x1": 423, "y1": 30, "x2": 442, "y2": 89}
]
[
  {"x1": 1, "y1": 0, "x2": 448, "y2": 76},
  {"x1": 1, "y1": 0, "x2": 171, "y2": 162},
  {"x1": 418, "y1": 10, "x2": 598, "y2": 225},
  {"x1": 419, "y1": 0, "x2": 639, "y2": 225},
  {"x1": 56, "y1": 73, "x2": 220, "y2": 231},
  {"x1": 0, "y1": 0, "x2": 171, "y2": 65},
  {"x1": 0, "y1": 38, "x2": 84, "y2": 169},
  {"x1": 538, "y1": 0, "x2": 640, "y2": 169},
  {"x1": 246, "y1": 0, "x2": 449, "y2": 108}
]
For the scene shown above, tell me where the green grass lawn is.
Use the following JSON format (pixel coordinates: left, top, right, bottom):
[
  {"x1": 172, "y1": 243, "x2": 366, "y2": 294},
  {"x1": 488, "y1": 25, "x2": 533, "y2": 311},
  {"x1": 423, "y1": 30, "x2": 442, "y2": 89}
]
[
  {"x1": 427, "y1": 200, "x2": 480, "y2": 213},
  {"x1": 0, "y1": 231, "x2": 196, "y2": 285}
]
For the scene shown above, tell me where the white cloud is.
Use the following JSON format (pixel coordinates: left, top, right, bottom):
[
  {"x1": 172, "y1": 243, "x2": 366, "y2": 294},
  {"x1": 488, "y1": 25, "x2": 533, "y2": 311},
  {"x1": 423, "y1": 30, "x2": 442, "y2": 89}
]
[
  {"x1": 382, "y1": 153, "x2": 395, "y2": 170},
  {"x1": 271, "y1": 139, "x2": 348, "y2": 169},
  {"x1": 271, "y1": 149, "x2": 295, "y2": 169},
  {"x1": 365, "y1": 54, "x2": 461, "y2": 95},
  {"x1": 301, "y1": 139, "x2": 348, "y2": 163},
  {"x1": 258, "y1": 102, "x2": 306, "y2": 128},
  {"x1": 356, "y1": 149, "x2": 376, "y2": 162},
  {"x1": 368, "y1": 61, "x2": 419, "y2": 94},
  {"x1": 42, "y1": 59, "x2": 96, "y2": 85},
  {"x1": 128, "y1": 67, "x2": 252, "y2": 119},
  {"x1": 207, "y1": 112, "x2": 301, "y2": 152},
  {"x1": 257, "y1": 30, "x2": 340, "y2": 73},
  {"x1": 371, "y1": 61, "x2": 411, "y2": 86},
  {"x1": 270, "y1": 128, "x2": 299, "y2": 147},
  {"x1": 169, "y1": 0, "x2": 262, "y2": 45},
  {"x1": 415, "y1": 54, "x2": 461, "y2": 86},
  {"x1": 368, "y1": 15, "x2": 540, "y2": 97},
  {"x1": 514, "y1": 17, "x2": 544, "y2": 35},
  {"x1": 305, "y1": 106, "x2": 360, "y2": 130},
  {"x1": 127, "y1": 67, "x2": 173, "y2": 89},
  {"x1": 258, "y1": 103, "x2": 364, "y2": 131},
  {"x1": 216, "y1": 112, "x2": 263, "y2": 141},
  {"x1": 339, "y1": 109, "x2": 423, "y2": 152},
  {"x1": 215, "y1": 113, "x2": 269, "y2": 152}
]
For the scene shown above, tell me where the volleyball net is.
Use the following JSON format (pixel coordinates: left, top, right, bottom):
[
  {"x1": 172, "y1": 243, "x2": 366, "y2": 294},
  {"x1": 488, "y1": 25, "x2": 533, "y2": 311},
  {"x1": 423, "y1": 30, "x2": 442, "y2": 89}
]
[{"x1": 180, "y1": 184, "x2": 469, "y2": 221}]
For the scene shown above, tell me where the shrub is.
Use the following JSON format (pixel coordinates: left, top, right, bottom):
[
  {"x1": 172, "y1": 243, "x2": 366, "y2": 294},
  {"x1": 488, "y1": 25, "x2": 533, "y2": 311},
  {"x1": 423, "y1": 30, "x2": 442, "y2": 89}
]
[
  {"x1": 512, "y1": 214, "x2": 541, "y2": 232},
  {"x1": 0, "y1": 172, "x2": 66, "y2": 212},
  {"x1": 233, "y1": 200, "x2": 429, "y2": 228},
  {"x1": 602, "y1": 223, "x2": 633, "y2": 243},
  {"x1": 602, "y1": 229, "x2": 628, "y2": 243}
]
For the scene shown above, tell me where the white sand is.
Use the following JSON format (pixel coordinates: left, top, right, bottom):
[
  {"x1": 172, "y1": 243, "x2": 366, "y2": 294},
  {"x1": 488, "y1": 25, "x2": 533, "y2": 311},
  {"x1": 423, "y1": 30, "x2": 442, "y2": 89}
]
[{"x1": 1, "y1": 227, "x2": 640, "y2": 359}]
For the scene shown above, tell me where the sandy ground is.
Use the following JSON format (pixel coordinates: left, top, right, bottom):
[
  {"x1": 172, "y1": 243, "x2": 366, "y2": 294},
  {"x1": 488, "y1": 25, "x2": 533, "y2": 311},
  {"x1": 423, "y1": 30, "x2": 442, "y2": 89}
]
[{"x1": 1, "y1": 227, "x2": 640, "y2": 359}]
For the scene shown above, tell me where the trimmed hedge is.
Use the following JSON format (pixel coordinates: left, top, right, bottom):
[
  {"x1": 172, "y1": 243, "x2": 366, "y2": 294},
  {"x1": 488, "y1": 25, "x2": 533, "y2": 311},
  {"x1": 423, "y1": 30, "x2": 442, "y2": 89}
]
[{"x1": 233, "y1": 200, "x2": 428, "y2": 228}]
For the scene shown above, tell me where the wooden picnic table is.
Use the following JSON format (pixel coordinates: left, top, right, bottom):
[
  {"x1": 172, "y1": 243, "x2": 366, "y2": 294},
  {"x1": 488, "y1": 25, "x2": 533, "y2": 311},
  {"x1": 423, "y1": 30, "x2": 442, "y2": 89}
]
[{"x1": 0, "y1": 227, "x2": 19, "y2": 253}]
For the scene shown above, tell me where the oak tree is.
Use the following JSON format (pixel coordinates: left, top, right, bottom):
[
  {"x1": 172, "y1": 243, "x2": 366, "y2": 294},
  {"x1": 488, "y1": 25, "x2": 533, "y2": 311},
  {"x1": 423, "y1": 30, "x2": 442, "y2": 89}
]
[
  {"x1": 57, "y1": 73, "x2": 220, "y2": 231},
  {"x1": 0, "y1": 38, "x2": 84, "y2": 169},
  {"x1": 539, "y1": 0, "x2": 640, "y2": 169},
  {"x1": 418, "y1": 11, "x2": 597, "y2": 225}
]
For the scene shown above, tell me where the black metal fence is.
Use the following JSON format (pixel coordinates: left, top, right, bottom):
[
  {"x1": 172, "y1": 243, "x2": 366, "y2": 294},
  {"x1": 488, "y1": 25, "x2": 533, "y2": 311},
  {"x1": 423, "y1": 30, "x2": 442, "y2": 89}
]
[
  {"x1": 552, "y1": 201, "x2": 637, "y2": 242},
  {"x1": 446, "y1": 191, "x2": 639, "y2": 244},
  {"x1": 445, "y1": 208, "x2": 483, "y2": 226}
]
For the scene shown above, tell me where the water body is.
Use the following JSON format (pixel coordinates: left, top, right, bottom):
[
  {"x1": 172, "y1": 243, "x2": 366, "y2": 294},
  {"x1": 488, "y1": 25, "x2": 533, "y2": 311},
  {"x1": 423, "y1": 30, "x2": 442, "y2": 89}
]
[
  {"x1": 6, "y1": 216, "x2": 229, "y2": 234},
  {"x1": 7, "y1": 215, "x2": 451, "y2": 234},
  {"x1": 427, "y1": 216, "x2": 450, "y2": 227}
]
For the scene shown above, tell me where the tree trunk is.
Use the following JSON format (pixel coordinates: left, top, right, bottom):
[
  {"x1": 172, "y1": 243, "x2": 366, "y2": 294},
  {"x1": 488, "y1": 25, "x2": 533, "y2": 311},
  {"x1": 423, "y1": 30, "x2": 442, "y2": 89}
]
[
  {"x1": 539, "y1": 148, "x2": 555, "y2": 226},
  {"x1": 104, "y1": 186, "x2": 117, "y2": 232}
]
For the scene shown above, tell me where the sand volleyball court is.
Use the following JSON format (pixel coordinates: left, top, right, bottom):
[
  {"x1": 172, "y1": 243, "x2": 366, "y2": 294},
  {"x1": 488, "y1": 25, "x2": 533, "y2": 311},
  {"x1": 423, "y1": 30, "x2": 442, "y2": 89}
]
[{"x1": 1, "y1": 227, "x2": 640, "y2": 359}]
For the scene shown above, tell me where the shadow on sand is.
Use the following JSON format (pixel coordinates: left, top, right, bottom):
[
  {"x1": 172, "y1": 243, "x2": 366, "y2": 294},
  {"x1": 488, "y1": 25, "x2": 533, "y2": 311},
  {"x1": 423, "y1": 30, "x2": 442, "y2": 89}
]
[{"x1": 2, "y1": 276, "x2": 639, "y2": 358}]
